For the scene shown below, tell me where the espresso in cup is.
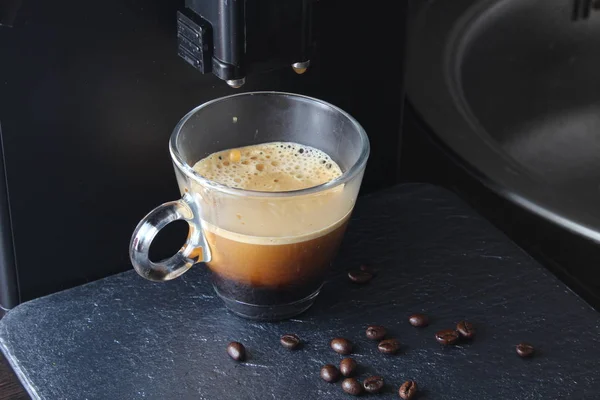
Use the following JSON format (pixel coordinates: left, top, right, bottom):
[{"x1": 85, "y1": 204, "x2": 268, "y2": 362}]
[
  {"x1": 130, "y1": 92, "x2": 368, "y2": 320},
  {"x1": 192, "y1": 142, "x2": 351, "y2": 307}
]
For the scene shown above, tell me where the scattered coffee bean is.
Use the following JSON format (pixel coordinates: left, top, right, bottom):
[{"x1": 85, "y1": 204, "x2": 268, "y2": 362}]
[
  {"x1": 226, "y1": 342, "x2": 246, "y2": 361},
  {"x1": 339, "y1": 358, "x2": 357, "y2": 377},
  {"x1": 320, "y1": 364, "x2": 341, "y2": 383},
  {"x1": 280, "y1": 334, "x2": 302, "y2": 350},
  {"x1": 363, "y1": 376, "x2": 384, "y2": 394},
  {"x1": 378, "y1": 338, "x2": 401, "y2": 354},
  {"x1": 360, "y1": 264, "x2": 376, "y2": 275},
  {"x1": 331, "y1": 338, "x2": 353, "y2": 355},
  {"x1": 399, "y1": 380, "x2": 418, "y2": 399},
  {"x1": 435, "y1": 329, "x2": 460, "y2": 345},
  {"x1": 456, "y1": 321, "x2": 475, "y2": 339},
  {"x1": 366, "y1": 325, "x2": 387, "y2": 340},
  {"x1": 342, "y1": 378, "x2": 363, "y2": 396},
  {"x1": 409, "y1": 313, "x2": 429, "y2": 327},
  {"x1": 516, "y1": 342, "x2": 535, "y2": 357},
  {"x1": 348, "y1": 270, "x2": 373, "y2": 284}
]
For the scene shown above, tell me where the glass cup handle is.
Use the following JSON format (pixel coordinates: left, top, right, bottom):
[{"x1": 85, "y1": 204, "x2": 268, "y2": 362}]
[{"x1": 129, "y1": 193, "x2": 211, "y2": 281}]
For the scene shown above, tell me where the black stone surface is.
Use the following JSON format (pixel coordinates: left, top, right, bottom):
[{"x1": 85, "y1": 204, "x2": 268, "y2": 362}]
[{"x1": 1, "y1": 184, "x2": 600, "y2": 399}]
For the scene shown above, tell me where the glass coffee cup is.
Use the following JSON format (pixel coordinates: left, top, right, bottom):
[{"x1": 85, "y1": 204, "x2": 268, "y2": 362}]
[{"x1": 129, "y1": 92, "x2": 369, "y2": 320}]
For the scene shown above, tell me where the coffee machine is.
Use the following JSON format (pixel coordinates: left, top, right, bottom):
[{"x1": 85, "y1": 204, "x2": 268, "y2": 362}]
[
  {"x1": 0, "y1": 0, "x2": 407, "y2": 310},
  {"x1": 176, "y1": 0, "x2": 315, "y2": 88}
]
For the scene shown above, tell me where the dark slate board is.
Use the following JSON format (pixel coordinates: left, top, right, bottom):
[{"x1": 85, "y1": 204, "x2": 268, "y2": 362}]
[{"x1": 1, "y1": 184, "x2": 600, "y2": 400}]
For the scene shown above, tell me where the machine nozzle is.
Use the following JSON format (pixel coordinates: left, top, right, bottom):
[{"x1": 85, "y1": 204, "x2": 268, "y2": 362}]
[
  {"x1": 226, "y1": 78, "x2": 246, "y2": 88},
  {"x1": 292, "y1": 61, "x2": 310, "y2": 75}
]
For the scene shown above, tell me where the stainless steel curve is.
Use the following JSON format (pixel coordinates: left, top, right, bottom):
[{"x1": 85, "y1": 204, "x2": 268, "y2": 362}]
[{"x1": 407, "y1": 0, "x2": 600, "y2": 242}]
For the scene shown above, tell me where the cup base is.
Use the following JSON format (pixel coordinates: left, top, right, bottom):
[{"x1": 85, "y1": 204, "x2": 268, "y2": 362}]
[{"x1": 214, "y1": 286, "x2": 321, "y2": 321}]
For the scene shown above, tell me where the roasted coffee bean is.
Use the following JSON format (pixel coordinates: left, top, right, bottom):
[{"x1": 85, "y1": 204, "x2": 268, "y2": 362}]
[
  {"x1": 320, "y1": 364, "x2": 340, "y2": 383},
  {"x1": 363, "y1": 376, "x2": 384, "y2": 394},
  {"x1": 409, "y1": 313, "x2": 429, "y2": 327},
  {"x1": 227, "y1": 342, "x2": 246, "y2": 361},
  {"x1": 435, "y1": 329, "x2": 460, "y2": 345},
  {"x1": 339, "y1": 358, "x2": 357, "y2": 377},
  {"x1": 348, "y1": 270, "x2": 373, "y2": 284},
  {"x1": 378, "y1": 338, "x2": 401, "y2": 354},
  {"x1": 399, "y1": 380, "x2": 418, "y2": 399},
  {"x1": 366, "y1": 325, "x2": 387, "y2": 340},
  {"x1": 360, "y1": 264, "x2": 376, "y2": 275},
  {"x1": 516, "y1": 342, "x2": 535, "y2": 357},
  {"x1": 342, "y1": 378, "x2": 363, "y2": 396},
  {"x1": 456, "y1": 321, "x2": 475, "y2": 339},
  {"x1": 280, "y1": 334, "x2": 302, "y2": 350},
  {"x1": 331, "y1": 337, "x2": 353, "y2": 355}
]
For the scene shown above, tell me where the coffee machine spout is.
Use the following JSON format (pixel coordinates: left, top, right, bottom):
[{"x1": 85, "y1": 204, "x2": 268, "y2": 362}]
[
  {"x1": 292, "y1": 60, "x2": 310, "y2": 75},
  {"x1": 177, "y1": 0, "x2": 315, "y2": 87},
  {"x1": 225, "y1": 78, "x2": 246, "y2": 89}
]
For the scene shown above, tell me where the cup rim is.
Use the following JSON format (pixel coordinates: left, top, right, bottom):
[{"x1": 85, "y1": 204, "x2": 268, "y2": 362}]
[{"x1": 169, "y1": 91, "x2": 370, "y2": 198}]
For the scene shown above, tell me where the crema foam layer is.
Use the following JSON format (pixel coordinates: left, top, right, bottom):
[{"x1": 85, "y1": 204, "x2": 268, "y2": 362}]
[
  {"x1": 191, "y1": 142, "x2": 355, "y2": 242},
  {"x1": 192, "y1": 142, "x2": 342, "y2": 191}
]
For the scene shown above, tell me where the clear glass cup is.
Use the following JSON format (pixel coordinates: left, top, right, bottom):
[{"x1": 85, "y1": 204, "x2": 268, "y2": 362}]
[{"x1": 129, "y1": 92, "x2": 369, "y2": 320}]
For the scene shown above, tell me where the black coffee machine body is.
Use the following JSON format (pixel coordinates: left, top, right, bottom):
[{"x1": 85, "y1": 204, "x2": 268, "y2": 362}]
[{"x1": 0, "y1": 0, "x2": 408, "y2": 310}]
